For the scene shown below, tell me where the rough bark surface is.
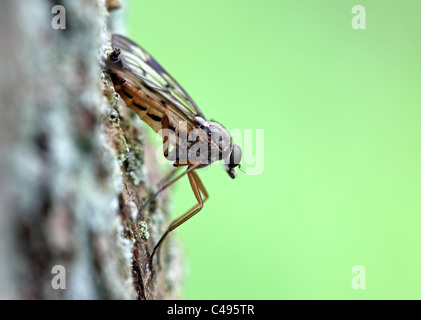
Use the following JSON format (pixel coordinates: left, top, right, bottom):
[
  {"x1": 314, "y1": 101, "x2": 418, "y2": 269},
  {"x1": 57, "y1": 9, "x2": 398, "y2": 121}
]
[{"x1": 0, "y1": 0, "x2": 182, "y2": 300}]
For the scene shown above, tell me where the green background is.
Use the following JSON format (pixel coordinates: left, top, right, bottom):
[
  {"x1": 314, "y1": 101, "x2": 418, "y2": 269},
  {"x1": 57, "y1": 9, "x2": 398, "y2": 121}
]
[{"x1": 128, "y1": 1, "x2": 421, "y2": 299}]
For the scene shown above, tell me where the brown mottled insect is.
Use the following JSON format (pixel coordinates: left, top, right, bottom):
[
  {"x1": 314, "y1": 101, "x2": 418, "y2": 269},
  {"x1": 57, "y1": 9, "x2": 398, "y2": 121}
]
[{"x1": 105, "y1": 34, "x2": 242, "y2": 269}]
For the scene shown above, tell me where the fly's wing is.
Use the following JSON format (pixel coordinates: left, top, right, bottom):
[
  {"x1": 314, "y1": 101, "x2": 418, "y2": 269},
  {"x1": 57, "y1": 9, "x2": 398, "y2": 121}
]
[{"x1": 111, "y1": 34, "x2": 205, "y2": 120}]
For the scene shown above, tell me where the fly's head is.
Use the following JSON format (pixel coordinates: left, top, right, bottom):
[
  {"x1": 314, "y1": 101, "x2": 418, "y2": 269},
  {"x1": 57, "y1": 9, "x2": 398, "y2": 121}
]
[{"x1": 194, "y1": 116, "x2": 242, "y2": 179}]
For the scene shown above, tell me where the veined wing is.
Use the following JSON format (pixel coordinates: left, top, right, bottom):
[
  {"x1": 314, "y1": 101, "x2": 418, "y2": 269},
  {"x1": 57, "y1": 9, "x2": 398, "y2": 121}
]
[{"x1": 111, "y1": 34, "x2": 205, "y2": 120}]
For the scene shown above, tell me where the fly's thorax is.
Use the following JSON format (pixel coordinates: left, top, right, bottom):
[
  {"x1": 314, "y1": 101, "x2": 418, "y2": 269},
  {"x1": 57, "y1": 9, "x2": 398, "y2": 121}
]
[
  {"x1": 193, "y1": 117, "x2": 243, "y2": 179},
  {"x1": 193, "y1": 116, "x2": 232, "y2": 157},
  {"x1": 166, "y1": 116, "x2": 242, "y2": 170},
  {"x1": 183, "y1": 124, "x2": 219, "y2": 165}
]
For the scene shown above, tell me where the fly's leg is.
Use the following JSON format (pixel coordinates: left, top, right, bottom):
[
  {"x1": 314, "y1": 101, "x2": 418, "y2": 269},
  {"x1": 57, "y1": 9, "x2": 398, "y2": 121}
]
[
  {"x1": 156, "y1": 167, "x2": 181, "y2": 190},
  {"x1": 149, "y1": 170, "x2": 208, "y2": 274},
  {"x1": 137, "y1": 162, "x2": 199, "y2": 218},
  {"x1": 137, "y1": 115, "x2": 208, "y2": 273}
]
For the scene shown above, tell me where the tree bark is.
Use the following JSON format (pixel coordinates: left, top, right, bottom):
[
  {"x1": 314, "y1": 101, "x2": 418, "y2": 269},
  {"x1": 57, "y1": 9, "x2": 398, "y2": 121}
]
[{"x1": 0, "y1": 0, "x2": 181, "y2": 300}]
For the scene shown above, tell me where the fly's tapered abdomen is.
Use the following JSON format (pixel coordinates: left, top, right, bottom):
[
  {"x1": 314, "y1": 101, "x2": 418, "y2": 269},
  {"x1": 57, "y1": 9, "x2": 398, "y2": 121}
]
[{"x1": 110, "y1": 72, "x2": 185, "y2": 144}]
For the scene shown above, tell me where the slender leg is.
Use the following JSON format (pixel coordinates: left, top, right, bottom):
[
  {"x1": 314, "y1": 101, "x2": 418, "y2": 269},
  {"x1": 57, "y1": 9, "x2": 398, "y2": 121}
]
[
  {"x1": 150, "y1": 170, "x2": 208, "y2": 272},
  {"x1": 156, "y1": 167, "x2": 181, "y2": 189},
  {"x1": 138, "y1": 162, "x2": 199, "y2": 218}
]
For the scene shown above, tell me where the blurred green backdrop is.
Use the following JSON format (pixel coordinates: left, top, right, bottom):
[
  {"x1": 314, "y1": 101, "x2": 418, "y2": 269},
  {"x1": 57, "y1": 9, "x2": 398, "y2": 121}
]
[{"x1": 128, "y1": 0, "x2": 421, "y2": 299}]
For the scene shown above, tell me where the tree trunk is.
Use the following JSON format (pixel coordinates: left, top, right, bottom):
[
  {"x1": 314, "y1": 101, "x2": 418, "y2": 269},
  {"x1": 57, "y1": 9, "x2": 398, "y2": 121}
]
[{"x1": 0, "y1": 0, "x2": 181, "y2": 300}]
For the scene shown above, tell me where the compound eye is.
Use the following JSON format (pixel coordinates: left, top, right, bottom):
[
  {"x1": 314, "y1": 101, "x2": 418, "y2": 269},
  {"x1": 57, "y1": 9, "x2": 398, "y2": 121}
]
[{"x1": 229, "y1": 144, "x2": 242, "y2": 169}]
